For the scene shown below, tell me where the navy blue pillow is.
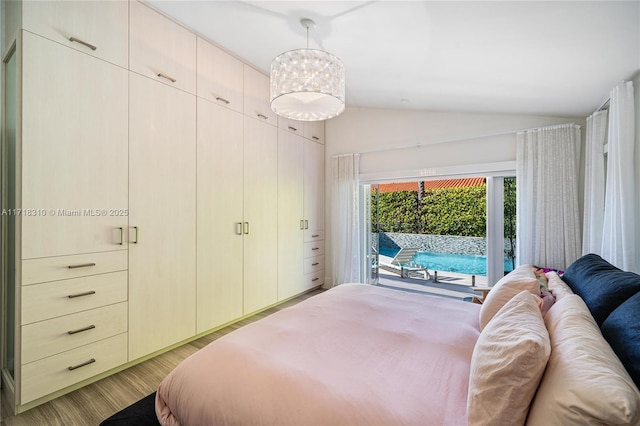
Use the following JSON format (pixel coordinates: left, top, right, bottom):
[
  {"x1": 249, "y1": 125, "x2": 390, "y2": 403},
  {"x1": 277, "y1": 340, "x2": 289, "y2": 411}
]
[
  {"x1": 562, "y1": 254, "x2": 640, "y2": 326},
  {"x1": 601, "y1": 292, "x2": 640, "y2": 389}
]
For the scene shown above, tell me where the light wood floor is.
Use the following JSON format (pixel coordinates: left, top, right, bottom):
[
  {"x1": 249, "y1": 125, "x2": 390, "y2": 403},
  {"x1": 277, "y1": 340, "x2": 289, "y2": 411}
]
[{"x1": 1, "y1": 288, "x2": 323, "y2": 426}]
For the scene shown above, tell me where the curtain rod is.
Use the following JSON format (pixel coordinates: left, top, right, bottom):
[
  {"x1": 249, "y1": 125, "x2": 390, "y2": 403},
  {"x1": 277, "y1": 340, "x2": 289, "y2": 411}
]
[
  {"x1": 596, "y1": 98, "x2": 610, "y2": 112},
  {"x1": 346, "y1": 122, "x2": 578, "y2": 156}
]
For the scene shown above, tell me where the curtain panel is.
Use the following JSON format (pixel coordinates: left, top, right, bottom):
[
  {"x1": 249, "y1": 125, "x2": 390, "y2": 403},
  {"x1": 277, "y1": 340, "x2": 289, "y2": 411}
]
[
  {"x1": 331, "y1": 153, "x2": 363, "y2": 287},
  {"x1": 582, "y1": 110, "x2": 608, "y2": 254},
  {"x1": 516, "y1": 123, "x2": 581, "y2": 270}
]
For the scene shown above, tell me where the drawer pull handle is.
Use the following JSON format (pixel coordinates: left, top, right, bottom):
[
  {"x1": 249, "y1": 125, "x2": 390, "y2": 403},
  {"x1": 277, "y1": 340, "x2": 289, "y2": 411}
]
[
  {"x1": 312, "y1": 234, "x2": 320, "y2": 238},
  {"x1": 69, "y1": 37, "x2": 97, "y2": 51},
  {"x1": 256, "y1": 113, "x2": 268, "y2": 120},
  {"x1": 288, "y1": 126, "x2": 298, "y2": 132},
  {"x1": 68, "y1": 290, "x2": 96, "y2": 299},
  {"x1": 312, "y1": 262, "x2": 320, "y2": 266},
  {"x1": 312, "y1": 136, "x2": 320, "y2": 141},
  {"x1": 157, "y1": 73, "x2": 177, "y2": 83},
  {"x1": 68, "y1": 358, "x2": 96, "y2": 371},
  {"x1": 67, "y1": 325, "x2": 96, "y2": 335},
  {"x1": 215, "y1": 96, "x2": 230, "y2": 105},
  {"x1": 312, "y1": 278, "x2": 320, "y2": 282},
  {"x1": 68, "y1": 262, "x2": 96, "y2": 269},
  {"x1": 312, "y1": 247, "x2": 320, "y2": 251}
]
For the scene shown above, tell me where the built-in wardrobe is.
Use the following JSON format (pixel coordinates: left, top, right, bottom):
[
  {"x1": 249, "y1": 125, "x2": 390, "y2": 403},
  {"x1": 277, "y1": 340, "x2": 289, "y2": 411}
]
[{"x1": 0, "y1": 0, "x2": 325, "y2": 413}]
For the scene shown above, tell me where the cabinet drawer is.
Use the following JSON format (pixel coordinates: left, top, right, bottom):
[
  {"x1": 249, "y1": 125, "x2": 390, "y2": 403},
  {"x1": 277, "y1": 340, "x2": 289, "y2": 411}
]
[
  {"x1": 304, "y1": 230, "x2": 324, "y2": 243},
  {"x1": 305, "y1": 270, "x2": 324, "y2": 289},
  {"x1": 304, "y1": 256, "x2": 324, "y2": 274},
  {"x1": 22, "y1": 302, "x2": 128, "y2": 364},
  {"x1": 22, "y1": 271, "x2": 127, "y2": 325},
  {"x1": 22, "y1": 0, "x2": 129, "y2": 67},
  {"x1": 277, "y1": 116, "x2": 304, "y2": 135},
  {"x1": 197, "y1": 37, "x2": 243, "y2": 113},
  {"x1": 304, "y1": 120, "x2": 325, "y2": 144},
  {"x1": 304, "y1": 241, "x2": 325, "y2": 258},
  {"x1": 21, "y1": 333, "x2": 127, "y2": 404},
  {"x1": 243, "y1": 65, "x2": 276, "y2": 125},
  {"x1": 22, "y1": 251, "x2": 127, "y2": 285},
  {"x1": 129, "y1": 0, "x2": 196, "y2": 94}
]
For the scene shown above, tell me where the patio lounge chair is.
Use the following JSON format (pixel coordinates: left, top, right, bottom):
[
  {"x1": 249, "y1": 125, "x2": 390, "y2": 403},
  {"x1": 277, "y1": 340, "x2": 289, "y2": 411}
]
[{"x1": 379, "y1": 248, "x2": 430, "y2": 280}]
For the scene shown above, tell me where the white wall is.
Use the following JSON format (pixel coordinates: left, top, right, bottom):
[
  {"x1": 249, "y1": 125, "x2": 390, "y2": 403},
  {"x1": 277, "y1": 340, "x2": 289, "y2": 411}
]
[{"x1": 324, "y1": 107, "x2": 586, "y2": 287}]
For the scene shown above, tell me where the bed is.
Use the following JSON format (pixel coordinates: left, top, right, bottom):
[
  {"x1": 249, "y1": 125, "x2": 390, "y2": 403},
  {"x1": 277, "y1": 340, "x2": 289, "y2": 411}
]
[{"x1": 155, "y1": 254, "x2": 640, "y2": 426}]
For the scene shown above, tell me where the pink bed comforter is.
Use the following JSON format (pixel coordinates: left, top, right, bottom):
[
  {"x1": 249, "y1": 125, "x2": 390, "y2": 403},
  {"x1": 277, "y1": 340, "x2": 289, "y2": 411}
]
[{"x1": 156, "y1": 283, "x2": 480, "y2": 426}]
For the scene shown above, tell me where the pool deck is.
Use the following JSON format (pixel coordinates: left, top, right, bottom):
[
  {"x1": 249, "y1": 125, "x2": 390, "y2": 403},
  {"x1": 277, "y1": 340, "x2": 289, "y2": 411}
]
[{"x1": 377, "y1": 254, "x2": 488, "y2": 300}]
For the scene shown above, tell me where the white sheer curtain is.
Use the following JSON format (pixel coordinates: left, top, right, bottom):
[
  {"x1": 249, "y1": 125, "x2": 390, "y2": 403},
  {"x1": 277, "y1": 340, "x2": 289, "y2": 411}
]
[
  {"x1": 582, "y1": 110, "x2": 608, "y2": 254},
  {"x1": 601, "y1": 81, "x2": 637, "y2": 272},
  {"x1": 331, "y1": 153, "x2": 363, "y2": 287},
  {"x1": 516, "y1": 123, "x2": 581, "y2": 270}
]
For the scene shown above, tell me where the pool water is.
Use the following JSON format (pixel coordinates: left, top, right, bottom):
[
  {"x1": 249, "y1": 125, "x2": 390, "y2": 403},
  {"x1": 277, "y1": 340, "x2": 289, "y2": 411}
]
[{"x1": 379, "y1": 247, "x2": 515, "y2": 276}]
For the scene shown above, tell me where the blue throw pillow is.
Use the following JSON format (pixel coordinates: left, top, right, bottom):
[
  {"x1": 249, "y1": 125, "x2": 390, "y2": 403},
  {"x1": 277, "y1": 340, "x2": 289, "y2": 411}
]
[
  {"x1": 601, "y1": 292, "x2": 640, "y2": 389},
  {"x1": 562, "y1": 254, "x2": 640, "y2": 326}
]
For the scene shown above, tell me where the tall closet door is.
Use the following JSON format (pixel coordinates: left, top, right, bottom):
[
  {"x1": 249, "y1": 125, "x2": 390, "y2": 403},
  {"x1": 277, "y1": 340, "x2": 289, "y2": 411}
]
[
  {"x1": 21, "y1": 32, "x2": 128, "y2": 259},
  {"x1": 196, "y1": 99, "x2": 244, "y2": 333},
  {"x1": 303, "y1": 139, "x2": 325, "y2": 241},
  {"x1": 243, "y1": 118, "x2": 278, "y2": 314},
  {"x1": 277, "y1": 130, "x2": 304, "y2": 300},
  {"x1": 128, "y1": 73, "x2": 196, "y2": 360}
]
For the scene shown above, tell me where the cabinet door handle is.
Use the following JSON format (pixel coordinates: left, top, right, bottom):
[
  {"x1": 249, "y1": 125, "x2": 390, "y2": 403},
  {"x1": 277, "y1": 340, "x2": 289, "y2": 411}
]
[
  {"x1": 256, "y1": 113, "x2": 268, "y2": 120},
  {"x1": 243, "y1": 222, "x2": 249, "y2": 235},
  {"x1": 69, "y1": 36, "x2": 97, "y2": 51},
  {"x1": 288, "y1": 126, "x2": 298, "y2": 132},
  {"x1": 117, "y1": 227, "x2": 124, "y2": 245},
  {"x1": 68, "y1": 358, "x2": 96, "y2": 371},
  {"x1": 304, "y1": 220, "x2": 309, "y2": 229},
  {"x1": 131, "y1": 226, "x2": 139, "y2": 244},
  {"x1": 236, "y1": 222, "x2": 243, "y2": 235},
  {"x1": 67, "y1": 290, "x2": 96, "y2": 299},
  {"x1": 312, "y1": 136, "x2": 320, "y2": 141},
  {"x1": 68, "y1": 263, "x2": 96, "y2": 269},
  {"x1": 312, "y1": 262, "x2": 320, "y2": 266},
  {"x1": 67, "y1": 325, "x2": 96, "y2": 335},
  {"x1": 215, "y1": 96, "x2": 230, "y2": 105},
  {"x1": 157, "y1": 73, "x2": 177, "y2": 83},
  {"x1": 300, "y1": 220, "x2": 304, "y2": 230}
]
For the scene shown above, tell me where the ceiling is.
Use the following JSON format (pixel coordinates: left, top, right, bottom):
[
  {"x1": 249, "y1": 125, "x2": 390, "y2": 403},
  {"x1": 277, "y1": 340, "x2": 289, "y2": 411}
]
[{"x1": 147, "y1": 1, "x2": 640, "y2": 118}]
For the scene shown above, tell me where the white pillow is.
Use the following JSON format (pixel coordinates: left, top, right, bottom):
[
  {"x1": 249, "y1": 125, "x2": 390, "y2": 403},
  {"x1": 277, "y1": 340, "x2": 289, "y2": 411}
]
[
  {"x1": 479, "y1": 264, "x2": 540, "y2": 330},
  {"x1": 527, "y1": 294, "x2": 640, "y2": 425},
  {"x1": 546, "y1": 271, "x2": 573, "y2": 301},
  {"x1": 468, "y1": 290, "x2": 550, "y2": 426}
]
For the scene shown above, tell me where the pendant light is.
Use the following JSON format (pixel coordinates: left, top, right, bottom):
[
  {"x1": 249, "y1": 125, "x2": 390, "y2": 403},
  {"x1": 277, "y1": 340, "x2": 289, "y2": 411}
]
[{"x1": 270, "y1": 18, "x2": 345, "y2": 121}]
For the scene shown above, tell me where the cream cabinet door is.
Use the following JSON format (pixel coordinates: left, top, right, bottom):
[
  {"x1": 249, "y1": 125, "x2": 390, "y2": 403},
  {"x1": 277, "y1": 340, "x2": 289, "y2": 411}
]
[
  {"x1": 304, "y1": 120, "x2": 325, "y2": 144},
  {"x1": 22, "y1": 0, "x2": 129, "y2": 67},
  {"x1": 303, "y1": 140, "x2": 325, "y2": 241},
  {"x1": 277, "y1": 130, "x2": 305, "y2": 300},
  {"x1": 243, "y1": 118, "x2": 278, "y2": 314},
  {"x1": 243, "y1": 65, "x2": 276, "y2": 125},
  {"x1": 196, "y1": 98, "x2": 244, "y2": 333},
  {"x1": 197, "y1": 37, "x2": 243, "y2": 113},
  {"x1": 129, "y1": 0, "x2": 196, "y2": 94},
  {"x1": 21, "y1": 32, "x2": 128, "y2": 259},
  {"x1": 128, "y1": 73, "x2": 196, "y2": 360}
]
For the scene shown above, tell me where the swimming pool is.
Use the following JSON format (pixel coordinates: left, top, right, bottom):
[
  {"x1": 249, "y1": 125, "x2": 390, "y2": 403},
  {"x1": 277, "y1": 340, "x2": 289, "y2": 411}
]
[{"x1": 379, "y1": 247, "x2": 514, "y2": 276}]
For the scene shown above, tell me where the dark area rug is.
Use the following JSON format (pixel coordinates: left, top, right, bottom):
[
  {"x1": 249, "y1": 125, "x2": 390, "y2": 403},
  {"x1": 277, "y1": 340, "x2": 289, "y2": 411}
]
[{"x1": 100, "y1": 391, "x2": 160, "y2": 426}]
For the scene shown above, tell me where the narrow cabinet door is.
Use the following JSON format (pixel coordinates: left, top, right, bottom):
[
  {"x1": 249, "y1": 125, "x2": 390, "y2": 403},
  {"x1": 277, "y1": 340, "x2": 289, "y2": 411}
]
[
  {"x1": 243, "y1": 118, "x2": 278, "y2": 314},
  {"x1": 277, "y1": 130, "x2": 304, "y2": 300},
  {"x1": 303, "y1": 140, "x2": 325, "y2": 241},
  {"x1": 21, "y1": 32, "x2": 128, "y2": 259},
  {"x1": 128, "y1": 73, "x2": 196, "y2": 360},
  {"x1": 196, "y1": 99, "x2": 244, "y2": 333}
]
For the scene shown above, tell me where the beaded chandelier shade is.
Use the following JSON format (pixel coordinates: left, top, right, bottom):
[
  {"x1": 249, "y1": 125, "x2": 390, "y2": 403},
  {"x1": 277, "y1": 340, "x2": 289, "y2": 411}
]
[{"x1": 270, "y1": 18, "x2": 345, "y2": 121}]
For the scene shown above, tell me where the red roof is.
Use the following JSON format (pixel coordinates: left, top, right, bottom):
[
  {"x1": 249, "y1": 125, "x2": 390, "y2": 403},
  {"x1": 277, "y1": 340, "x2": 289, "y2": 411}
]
[{"x1": 379, "y1": 178, "x2": 486, "y2": 193}]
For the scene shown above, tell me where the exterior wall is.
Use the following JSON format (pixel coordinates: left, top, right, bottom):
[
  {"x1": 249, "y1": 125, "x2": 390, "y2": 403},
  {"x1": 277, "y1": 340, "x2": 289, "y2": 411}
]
[{"x1": 379, "y1": 232, "x2": 514, "y2": 257}]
